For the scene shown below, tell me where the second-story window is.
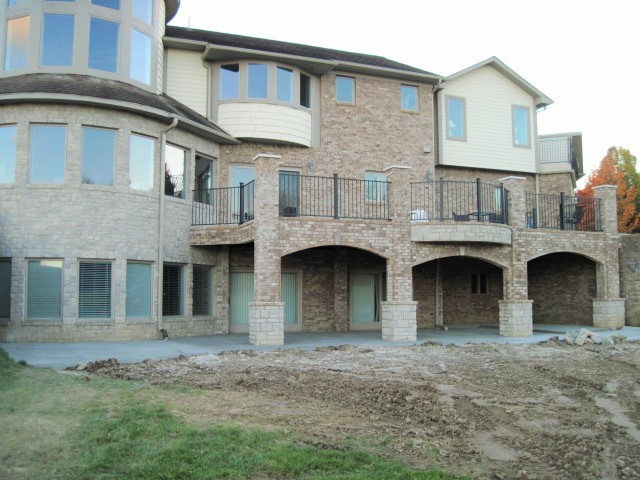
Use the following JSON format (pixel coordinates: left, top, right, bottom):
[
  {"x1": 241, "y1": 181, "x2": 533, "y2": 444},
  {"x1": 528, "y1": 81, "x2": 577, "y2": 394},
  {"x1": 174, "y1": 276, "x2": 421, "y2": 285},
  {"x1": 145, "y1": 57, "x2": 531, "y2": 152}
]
[
  {"x1": 513, "y1": 106, "x2": 530, "y2": 147},
  {"x1": 81, "y1": 126, "x2": 116, "y2": 186},
  {"x1": 30, "y1": 124, "x2": 66, "y2": 184},
  {"x1": 165, "y1": 144, "x2": 185, "y2": 199},
  {"x1": 365, "y1": 171, "x2": 387, "y2": 202},
  {"x1": 277, "y1": 66, "x2": 293, "y2": 102},
  {"x1": 4, "y1": 15, "x2": 30, "y2": 71},
  {"x1": 132, "y1": 0, "x2": 152, "y2": 23},
  {"x1": 88, "y1": 17, "x2": 119, "y2": 73},
  {"x1": 401, "y1": 85, "x2": 418, "y2": 111},
  {"x1": 220, "y1": 64, "x2": 239, "y2": 99},
  {"x1": 336, "y1": 76, "x2": 355, "y2": 104},
  {"x1": 248, "y1": 63, "x2": 268, "y2": 99},
  {"x1": 446, "y1": 96, "x2": 466, "y2": 141},
  {"x1": 41, "y1": 14, "x2": 74, "y2": 67},
  {"x1": 300, "y1": 73, "x2": 310, "y2": 108},
  {"x1": 0, "y1": 125, "x2": 17, "y2": 184},
  {"x1": 92, "y1": 0, "x2": 120, "y2": 10},
  {"x1": 130, "y1": 28, "x2": 151, "y2": 84},
  {"x1": 129, "y1": 133, "x2": 154, "y2": 191}
]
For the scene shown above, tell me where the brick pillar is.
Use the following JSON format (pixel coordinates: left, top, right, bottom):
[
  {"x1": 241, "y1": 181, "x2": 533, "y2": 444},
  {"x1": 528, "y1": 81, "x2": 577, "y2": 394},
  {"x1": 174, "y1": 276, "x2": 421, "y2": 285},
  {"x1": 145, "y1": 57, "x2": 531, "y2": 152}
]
[
  {"x1": 592, "y1": 185, "x2": 625, "y2": 329},
  {"x1": 333, "y1": 249, "x2": 348, "y2": 332},
  {"x1": 249, "y1": 154, "x2": 284, "y2": 346},
  {"x1": 593, "y1": 185, "x2": 617, "y2": 234},
  {"x1": 498, "y1": 177, "x2": 533, "y2": 337},
  {"x1": 499, "y1": 176, "x2": 527, "y2": 229},
  {"x1": 382, "y1": 165, "x2": 417, "y2": 341},
  {"x1": 214, "y1": 246, "x2": 230, "y2": 334}
]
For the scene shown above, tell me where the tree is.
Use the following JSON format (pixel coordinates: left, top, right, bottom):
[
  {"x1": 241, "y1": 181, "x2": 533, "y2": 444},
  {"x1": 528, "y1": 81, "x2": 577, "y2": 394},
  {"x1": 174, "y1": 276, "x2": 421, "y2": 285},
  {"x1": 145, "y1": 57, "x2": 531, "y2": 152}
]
[{"x1": 577, "y1": 147, "x2": 640, "y2": 234}]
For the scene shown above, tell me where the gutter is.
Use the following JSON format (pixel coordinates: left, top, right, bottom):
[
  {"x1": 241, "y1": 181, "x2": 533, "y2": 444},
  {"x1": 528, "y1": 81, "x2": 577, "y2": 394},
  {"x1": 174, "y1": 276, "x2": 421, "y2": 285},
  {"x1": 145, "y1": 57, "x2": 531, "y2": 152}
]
[{"x1": 157, "y1": 117, "x2": 179, "y2": 334}]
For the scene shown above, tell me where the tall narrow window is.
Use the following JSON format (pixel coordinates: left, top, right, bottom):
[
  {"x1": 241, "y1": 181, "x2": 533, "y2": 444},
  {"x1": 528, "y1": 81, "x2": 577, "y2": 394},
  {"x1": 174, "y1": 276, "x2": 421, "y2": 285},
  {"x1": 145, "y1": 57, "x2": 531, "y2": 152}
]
[
  {"x1": 82, "y1": 127, "x2": 116, "y2": 186},
  {"x1": 30, "y1": 125, "x2": 66, "y2": 184},
  {"x1": 447, "y1": 96, "x2": 466, "y2": 141},
  {"x1": 130, "y1": 28, "x2": 151, "y2": 84},
  {"x1": 277, "y1": 66, "x2": 293, "y2": 102},
  {"x1": 300, "y1": 73, "x2": 310, "y2": 108},
  {"x1": 0, "y1": 259, "x2": 10, "y2": 319},
  {"x1": 27, "y1": 259, "x2": 63, "y2": 320},
  {"x1": 0, "y1": 125, "x2": 17, "y2": 184},
  {"x1": 279, "y1": 170, "x2": 300, "y2": 217},
  {"x1": 126, "y1": 262, "x2": 151, "y2": 317},
  {"x1": 401, "y1": 85, "x2": 418, "y2": 111},
  {"x1": 193, "y1": 265, "x2": 212, "y2": 316},
  {"x1": 336, "y1": 76, "x2": 354, "y2": 103},
  {"x1": 163, "y1": 264, "x2": 183, "y2": 316},
  {"x1": 195, "y1": 154, "x2": 215, "y2": 204},
  {"x1": 164, "y1": 144, "x2": 185, "y2": 199},
  {"x1": 129, "y1": 133, "x2": 154, "y2": 191},
  {"x1": 89, "y1": 17, "x2": 119, "y2": 72},
  {"x1": 78, "y1": 261, "x2": 112, "y2": 319},
  {"x1": 132, "y1": 0, "x2": 152, "y2": 23},
  {"x1": 219, "y1": 64, "x2": 239, "y2": 99},
  {"x1": 41, "y1": 14, "x2": 74, "y2": 66},
  {"x1": 513, "y1": 106, "x2": 530, "y2": 147},
  {"x1": 248, "y1": 63, "x2": 268, "y2": 99},
  {"x1": 4, "y1": 16, "x2": 30, "y2": 71},
  {"x1": 92, "y1": 0, "x2": 120, "y2": 9},
  {"x1": 471, "y1": 273, "x2": 488, "y2": 295}
]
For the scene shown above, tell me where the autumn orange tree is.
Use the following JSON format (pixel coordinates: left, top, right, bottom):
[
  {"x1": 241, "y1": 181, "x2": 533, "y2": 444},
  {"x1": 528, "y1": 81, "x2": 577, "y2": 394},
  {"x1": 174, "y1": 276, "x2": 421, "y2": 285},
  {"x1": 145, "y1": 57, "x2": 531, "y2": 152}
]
[{"x1": 577, "y1": 147, "x2": 640, "y2": 233}]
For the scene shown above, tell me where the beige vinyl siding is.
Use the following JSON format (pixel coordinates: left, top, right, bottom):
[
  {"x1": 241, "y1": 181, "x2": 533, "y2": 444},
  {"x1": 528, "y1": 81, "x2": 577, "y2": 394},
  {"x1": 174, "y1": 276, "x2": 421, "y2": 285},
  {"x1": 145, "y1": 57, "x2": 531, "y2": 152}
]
[
  {"x1": 165, "y1": 49, "x2": 209, "y2": 116},
  {"x1": 440, "y1": 65, "x2": 537, "y2": 173}
]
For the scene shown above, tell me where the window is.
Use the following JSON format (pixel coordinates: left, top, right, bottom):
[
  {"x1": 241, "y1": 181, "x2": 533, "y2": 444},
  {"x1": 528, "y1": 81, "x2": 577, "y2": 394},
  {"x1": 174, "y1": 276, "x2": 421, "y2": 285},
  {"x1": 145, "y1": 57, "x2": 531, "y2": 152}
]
[
  {"x1": 0, "y1": 125, "x2": 17, "y2": 184},
  {"x1": 471, "y1": 273, "x2": 488, "y2": 295},
  {"x1": 45, "y1": 0, "x2": 75, "y2": 2},
  {"x1": 130, "y1": 28, "x2": 151, "y2": 84},
  {"x1": 92, "y1": 0, "x2": 120, "y2": 9},
  {"x1": 300, "y1": 73, "x2": 310, "y2": 108},
  {"x1": 336, "y1": 76, "x2": 354, "y2": 103},
  {"x1": 164, "y1": 144, "x2": 185, "y2": 198},
  {"x1": 230, "y1": 165, "x2": 255, "y2": 220},
  {"x1": 279, "y1": 170, "x2": 300, "y2": 216},
  {"x1": 82, "y1": 127, "x2": 116, "y2": 186},
  {"x1": 132, "y1": 0, "x2": 152, "y2": 24},
  {"x1": 447, "y1": 96, "x2": 466, "y2": 140},
  {"x1": 219, "y1": 64, "x2": 239, "y2": 99},
  {"x1": 163, "y1": 264, "x2": 182, "y2": 316},
  {"x1": 129, "y1": 133, "x2": 154, "y2": 191},
  {"x1": 277, "y1": 66, "x2": 293, "y2": 102},
  {"x1": 30, "y1": 125, "x2": 66, "y2": 184},
  {"x1": 78, "y1": 261, "x2": 112, "y2": 319},
  {"x1": 513, "y1": 106, "x2": 530, "y2": 147},
  {"x1": 0, "y1": 259, "x2": 10, "y2": 318},
  {"x1": 248, "y1": 63, "x2": 268, "y2": 99},
  {"x1": 194, "y1": 154, "x2": 215, "y2": 203},
  {"x1": 8, "y1": 0, "x2": 32, "y2": 5},
  {"x1": 89, "y1": 17, "x2": 119, "y2": 73},
  {"x1": 27, "y1": 259, "x2": 62, "y2": 319},
  {"x1": 365, "y1": 171, "x2": 387, "y2": 202},
  {"x1": 193, "y1": 265, "x2": 212, "y2": 315},
  {"x1": 41, "y1": 14, "x2": 74, "y2": 67},
  {"x1": 4, "y1": 16, "x2": 30, "y2": 71},
  {"x1": 126, "y1": 262, "x2": 151, "y2": 317},
  {"x1": 401, "y1": 85, "x2": 418, "y2": 111}
]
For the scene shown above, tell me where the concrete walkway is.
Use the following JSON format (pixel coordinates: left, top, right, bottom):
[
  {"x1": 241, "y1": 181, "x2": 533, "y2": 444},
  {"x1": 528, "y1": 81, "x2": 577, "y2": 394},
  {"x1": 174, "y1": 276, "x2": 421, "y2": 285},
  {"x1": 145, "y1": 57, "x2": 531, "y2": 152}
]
[{"x1": 2, "y1": 324, "x2": 639, "y2": 371}]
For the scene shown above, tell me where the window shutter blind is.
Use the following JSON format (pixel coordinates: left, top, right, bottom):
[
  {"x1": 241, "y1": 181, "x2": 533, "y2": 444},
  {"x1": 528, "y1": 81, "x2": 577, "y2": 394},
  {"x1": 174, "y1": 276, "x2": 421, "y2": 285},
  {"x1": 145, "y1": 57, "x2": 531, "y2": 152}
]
[
  {"x1": 163, "y1": 264, "x2": 182, "y2": 316},
  {"x1": 79, "y1": 262, "x2": 112, "y2": 318},
  {"x1": 192, "y1": 266, "x2": 211, "y2": 316},
  {"x1": 27, "y1": 260, "x2": 63, "y2": 319},
  {"x1": 126, "y1": 263, "x2": 151, "y2": 317}
]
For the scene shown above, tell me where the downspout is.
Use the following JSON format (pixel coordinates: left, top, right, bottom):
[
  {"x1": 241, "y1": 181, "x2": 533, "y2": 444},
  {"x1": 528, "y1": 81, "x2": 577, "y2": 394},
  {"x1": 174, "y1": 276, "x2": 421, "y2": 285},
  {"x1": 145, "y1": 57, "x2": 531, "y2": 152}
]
[{"x1": 158, "y1": 117, "x2": 179, "y2": 333}]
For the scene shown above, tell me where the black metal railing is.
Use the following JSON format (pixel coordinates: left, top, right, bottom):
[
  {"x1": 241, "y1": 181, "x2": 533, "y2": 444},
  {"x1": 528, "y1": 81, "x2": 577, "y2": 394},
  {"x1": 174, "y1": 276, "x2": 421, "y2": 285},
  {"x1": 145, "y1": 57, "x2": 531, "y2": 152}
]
[
  {"x1": 525, "y1": 193, "x2": 601, "y2": 232},
  {"x1": 192, "y1": 181, "x2": 254, "y2": 225},
  {"x1": 410, "y1": 178, "x2": 508, "y2": 224},
  {"x1": 278, "y1": 173, "x2": 390, "y2": 220}
]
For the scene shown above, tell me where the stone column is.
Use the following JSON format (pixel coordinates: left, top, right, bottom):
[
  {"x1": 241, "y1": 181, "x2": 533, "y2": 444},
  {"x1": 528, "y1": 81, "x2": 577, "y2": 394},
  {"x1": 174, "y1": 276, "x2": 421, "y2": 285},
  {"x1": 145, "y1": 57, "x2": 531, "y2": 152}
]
[
  {"x1": 249, "y1": 154, "x2": 285, "y2": 346},
  {"x1": 592, "y1": 185, "x2": 625, "y2": 329},
  {"x1": 381, "y1": 165, "x2": 417, "y2": 341},
  {"x1": 497, "y1": 176, "x2": 533, "y2": 336},
  {"x1": 214, "y1": 246, "x2": 230, "y2": 334}
]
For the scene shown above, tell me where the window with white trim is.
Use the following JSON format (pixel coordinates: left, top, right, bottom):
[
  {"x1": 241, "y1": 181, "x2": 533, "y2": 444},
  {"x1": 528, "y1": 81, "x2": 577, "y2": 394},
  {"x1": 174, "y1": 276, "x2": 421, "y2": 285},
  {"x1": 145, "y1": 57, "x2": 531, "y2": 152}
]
[
  {"x1": 41, "y1": 14, "x2": 74, "y2": 67},
  {"x1": 27, "y1": 259, "x2": 63, "y2": 320},
  {"x1": 401, "y1": 85, "x2": 418, "y2": 111},
  {"x1": 4, "y1": 15, "x2": 30, "y2": 71},
  {"x1": 164, "y1": 144, "x2": 185, "y2": 198},
  {"x1": 193, "y1": 265, "x2": 212, "y2": 316},
  {"x1": 248, "y1": 63, "x2": 268, "y2": 99},
  {"x1": 336, "y1": 76, "x2": 354, "y2": 104},
  {"x1": 132, "y1": 0, "x2": 152, "y2": 24},
  {"x1": 447, "y1": 96, "x2": 466, "y2": 141},
  {"x1": 130, "y1": 28, "x2": 151, "y2": 84},
  {"x1": 126, "y1": 262, "x2": 151, "y2": 318},
  {"x1": 88, "y1": 17, "x2": 119, "y2": 73},
  {"x1": 78, "y1": 261, "x2": 112, "y2": 319},
  {"x1": 163, "y1": 263, "x2": 183, "y2": 316},
  {"x1": 276, "y1": 66, "x2": 293, "y2": 102},
  {"x1": 512, "y1": 106, "x2": 530, "y2": 147}
]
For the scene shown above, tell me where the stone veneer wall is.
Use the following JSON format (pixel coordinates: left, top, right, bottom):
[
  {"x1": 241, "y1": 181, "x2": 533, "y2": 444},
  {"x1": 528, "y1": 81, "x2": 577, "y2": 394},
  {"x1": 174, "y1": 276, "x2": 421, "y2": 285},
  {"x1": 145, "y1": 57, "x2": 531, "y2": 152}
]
[
  {"x1": 537, "y1": 172, "x2": 575, "y2": 196},
  {"x1": 0, "y1": 104, "x2": 221, "y2": 342},
  {"x1": 620, "y1": 235, "x2": 640, "y2": 326}
]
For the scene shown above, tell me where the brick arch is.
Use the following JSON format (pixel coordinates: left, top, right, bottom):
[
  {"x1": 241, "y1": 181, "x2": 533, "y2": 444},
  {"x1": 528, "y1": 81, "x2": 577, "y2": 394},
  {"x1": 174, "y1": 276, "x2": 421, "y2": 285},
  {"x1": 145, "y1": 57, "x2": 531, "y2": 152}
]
[
  {"x1": 412, "y1": 253, "x2": 509, "y2": 271},
  {"x1": 526, "y1": 249, "x2": 604, "y2": 266},
  {"x1": 281, "y1": 242, "x2": 389, "y2": 260}
]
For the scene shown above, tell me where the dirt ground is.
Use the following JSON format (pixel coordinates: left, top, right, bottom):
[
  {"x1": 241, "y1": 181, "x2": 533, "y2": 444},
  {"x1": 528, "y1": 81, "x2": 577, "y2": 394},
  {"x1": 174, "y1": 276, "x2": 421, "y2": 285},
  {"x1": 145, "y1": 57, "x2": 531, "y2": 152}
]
[{"x1": 85, "y1": 338, "x2": 640, "y2": 479}]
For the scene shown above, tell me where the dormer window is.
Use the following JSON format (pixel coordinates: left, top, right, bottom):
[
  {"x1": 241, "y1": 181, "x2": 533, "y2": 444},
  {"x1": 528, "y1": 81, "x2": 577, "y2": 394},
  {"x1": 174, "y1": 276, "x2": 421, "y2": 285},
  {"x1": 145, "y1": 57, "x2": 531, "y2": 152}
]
[{"x1": 248, "y1": 62, "x2": 268, "y2": 99}]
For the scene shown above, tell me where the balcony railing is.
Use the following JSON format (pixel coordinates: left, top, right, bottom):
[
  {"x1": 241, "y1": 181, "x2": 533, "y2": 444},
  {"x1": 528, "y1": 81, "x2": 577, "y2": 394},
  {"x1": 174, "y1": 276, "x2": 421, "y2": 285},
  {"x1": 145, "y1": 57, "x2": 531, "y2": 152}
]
[
  {"x1": 525, "y1": 193, "x2": 601, "y2": 232},
  {"x1": 410, "y1": 178, "x2": 509, "y2": 224},
  {"x1": 538, "y1": 137, "x2": 580, "y2": 177},
  {"x1": 192, "y1": 181, "x2": 255, "y2": 226},
  {"x1": 279, "y1": 173, "x2": 390, "y2": 220}
]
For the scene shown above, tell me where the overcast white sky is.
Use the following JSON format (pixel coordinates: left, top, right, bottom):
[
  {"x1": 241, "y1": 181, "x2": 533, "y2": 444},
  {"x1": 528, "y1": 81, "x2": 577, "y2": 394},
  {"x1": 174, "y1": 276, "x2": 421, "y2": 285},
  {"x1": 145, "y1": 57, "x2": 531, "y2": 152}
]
[{"x1": 169, "y1": 0, "x2": 638, "y2": 182}]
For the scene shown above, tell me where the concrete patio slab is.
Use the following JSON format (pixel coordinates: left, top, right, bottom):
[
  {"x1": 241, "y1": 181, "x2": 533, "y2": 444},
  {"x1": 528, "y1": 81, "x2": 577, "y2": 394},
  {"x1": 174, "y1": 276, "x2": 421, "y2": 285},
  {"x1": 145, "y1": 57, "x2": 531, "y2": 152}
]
[{"x1": 2, "y1": 324, "x2": 639, "y2": 371}]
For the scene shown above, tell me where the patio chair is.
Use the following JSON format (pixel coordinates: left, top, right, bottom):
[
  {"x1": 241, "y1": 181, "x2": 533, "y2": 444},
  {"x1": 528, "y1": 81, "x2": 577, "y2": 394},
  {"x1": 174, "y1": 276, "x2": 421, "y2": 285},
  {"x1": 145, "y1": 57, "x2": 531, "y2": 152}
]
[
  {"x1": 565, "y1": 205, "x2": 585, "y2": 230},
  {"x1": 453, "y1": 212, "x2": 470, "y2": 221}
]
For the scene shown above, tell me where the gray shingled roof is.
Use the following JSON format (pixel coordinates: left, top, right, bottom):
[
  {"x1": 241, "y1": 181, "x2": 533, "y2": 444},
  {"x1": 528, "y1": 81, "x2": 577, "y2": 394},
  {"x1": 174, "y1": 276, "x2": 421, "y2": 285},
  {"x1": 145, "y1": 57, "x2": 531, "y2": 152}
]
[
  {"x1": 165, "y1": 26, "x2": 435, "y2": 76},
  {"x1": 0, "y1": 73, "x2": 232, "y2": 139}
]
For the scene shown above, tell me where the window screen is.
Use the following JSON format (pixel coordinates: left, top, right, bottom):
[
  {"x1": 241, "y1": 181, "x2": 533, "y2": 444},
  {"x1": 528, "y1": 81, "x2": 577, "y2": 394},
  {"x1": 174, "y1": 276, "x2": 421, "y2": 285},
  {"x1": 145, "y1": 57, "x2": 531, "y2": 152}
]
[
  {"x1": 193, "y1": 265, "x2": 211, "y2": 316},
  {"x1": 163, "y1": 264, "x2": 182, "y2": 316}
]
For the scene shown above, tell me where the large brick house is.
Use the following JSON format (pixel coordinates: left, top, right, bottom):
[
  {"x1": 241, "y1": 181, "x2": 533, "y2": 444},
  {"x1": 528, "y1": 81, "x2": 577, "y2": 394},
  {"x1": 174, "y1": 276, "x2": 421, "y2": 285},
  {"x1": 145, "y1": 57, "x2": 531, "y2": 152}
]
[{"x1": 0, "y1": 0, "x2": 629, "y2": 343}]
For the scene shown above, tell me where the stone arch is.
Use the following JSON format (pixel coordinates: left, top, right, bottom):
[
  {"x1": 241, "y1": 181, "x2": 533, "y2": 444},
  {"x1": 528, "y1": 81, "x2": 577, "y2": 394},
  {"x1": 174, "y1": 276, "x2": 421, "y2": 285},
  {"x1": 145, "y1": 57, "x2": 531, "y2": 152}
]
[
  {"x1": 281, "y1": 242, "x2": 389, "y2": 261},
  {"x1": 413, "y1": 253, "x2": 509, "y2": 271}
]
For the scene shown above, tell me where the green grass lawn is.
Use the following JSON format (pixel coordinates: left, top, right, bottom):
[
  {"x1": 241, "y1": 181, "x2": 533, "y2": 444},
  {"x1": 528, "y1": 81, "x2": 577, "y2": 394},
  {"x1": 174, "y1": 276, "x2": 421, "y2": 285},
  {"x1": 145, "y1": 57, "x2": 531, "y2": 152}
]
[{"x1": 0, "y1": 350, "x2": 464, "y2": 480}]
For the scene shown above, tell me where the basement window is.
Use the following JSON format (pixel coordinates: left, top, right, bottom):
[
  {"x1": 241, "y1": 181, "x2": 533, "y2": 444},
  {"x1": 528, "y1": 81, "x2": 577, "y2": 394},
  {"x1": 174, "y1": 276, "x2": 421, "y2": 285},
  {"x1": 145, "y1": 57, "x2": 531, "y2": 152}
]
[{"x1": 471, "y1": 273, "x2": 488, "y2": 295}]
